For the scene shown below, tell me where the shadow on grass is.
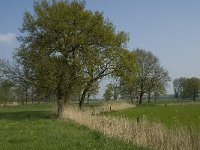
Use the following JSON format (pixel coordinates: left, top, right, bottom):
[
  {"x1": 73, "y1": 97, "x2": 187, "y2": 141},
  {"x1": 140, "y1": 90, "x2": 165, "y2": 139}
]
[{"x1": 0, "y1": 111, "x2": 57, "y2": 121}]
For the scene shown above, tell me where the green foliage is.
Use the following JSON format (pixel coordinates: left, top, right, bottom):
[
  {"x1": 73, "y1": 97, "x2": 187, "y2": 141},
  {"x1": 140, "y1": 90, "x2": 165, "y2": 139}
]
[
  {"x1": 114, "y1": 50, "x2": 138, "y2": 101},
  {"x1": 16, "y1": 0, "x2": 129, "y2": 113},
  {"x1": 87, "y1": 82, "x2": 99, "y2": 99},
  {"x1": 173, "y1": 77, "x2": 200, "y2": 100},
  {"x1": 0, "y1": 80, "x2": 13, "y2": 105},
  {"x1": 135, "y1": 49, "x2": 170, "y2": 103},
  {"x1": 117, "y1": 49, "x2": 170, "y2": 103},
  {"x1": 0, "y1": 104, "x2": 148, "y2": 150},
  {"x1": 104, "y1": 83, "x2": 114, "y2": 100},
  {"x1": 105, "y1": 103, "x2": 200, "y2": 130}
]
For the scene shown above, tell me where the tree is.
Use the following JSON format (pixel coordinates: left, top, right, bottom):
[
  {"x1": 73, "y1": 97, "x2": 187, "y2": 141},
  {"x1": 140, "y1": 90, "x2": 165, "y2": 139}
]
[
  {"x1": 173, "y1": 77, "x2": 187, "y2": 99},
  {"x1": 0, "y1": 59, "x2": 14, "y2": 81},
  {"x1": 152, "y1": 81, "x2": 166, "y2": 102},
  {"x1": 0, "y1": 80, "x2": 13, "y2": 106},
  {"x1": 117, "y1": 49, "x2": 170, "y2": 104},
  {"x1": 78, "y1": 28, "x2": 128, "y2": 108},
  {"x1": 134, "y1": 49, "x2": 170, "y2": 104},
  {"x1": 118, "y1": 79, "x2": 139, "y2": 103},
  {"x1": 15, "y1": 0, "x2": 128, "y2": 115},
  {"x1": 174, "y1": 77, "x2": 200, "y2": 100},
  {"x1": 86, "y1": 82, "x2": 99, "y2": 101},
  {"x1": 187, "y1": 77, "x2": 200, "y2": 101},
  {"x1": 115, "y1": 50, "x2": 138, "y2": 103},
  {"x1": 0, "y1": 57, "x2": 35, "y2": 105},
  {"x1": 113, "y1": 82, "x2": 120, "y2": 100},
  {"x1": 104, "y1": 84, "x2": 113, "y2": 101}
]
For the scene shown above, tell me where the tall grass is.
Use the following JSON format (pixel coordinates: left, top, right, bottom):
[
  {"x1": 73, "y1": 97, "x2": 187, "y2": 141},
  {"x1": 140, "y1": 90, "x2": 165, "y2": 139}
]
[
  {"x1": 62, "y1": 105, "x2": 200, "y2": 150},
  {"x1": 86, "y1": 101, "x2": 135, "y2": 115}
]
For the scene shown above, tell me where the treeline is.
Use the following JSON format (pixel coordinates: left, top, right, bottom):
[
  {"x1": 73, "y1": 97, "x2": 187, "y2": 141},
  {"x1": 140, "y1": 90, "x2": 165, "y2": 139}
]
[
  {"x1": 0, "y1": 0, "x2": 170, "y2": 116},
  {"x1": 173, "y1": 77, "x2": 200, "y2": 101},
  {"x1": 0, "y1": 59, "x2": 55, "y2": 106}
]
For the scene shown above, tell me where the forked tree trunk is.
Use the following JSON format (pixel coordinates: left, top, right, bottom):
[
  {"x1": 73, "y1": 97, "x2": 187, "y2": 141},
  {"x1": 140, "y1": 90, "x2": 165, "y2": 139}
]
[{"x1": 79, "y1": 81, "x2": 93, "y2": 109}]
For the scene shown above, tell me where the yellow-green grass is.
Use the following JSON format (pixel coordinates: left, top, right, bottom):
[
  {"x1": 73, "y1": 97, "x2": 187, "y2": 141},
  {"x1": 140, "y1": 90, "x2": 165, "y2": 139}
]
[
  {"x1": 104, "y1": 103, "x2": 200, "y2": 130},
  {"x1": 0, "y1": 104, "x2": 148, "y2": 150}
]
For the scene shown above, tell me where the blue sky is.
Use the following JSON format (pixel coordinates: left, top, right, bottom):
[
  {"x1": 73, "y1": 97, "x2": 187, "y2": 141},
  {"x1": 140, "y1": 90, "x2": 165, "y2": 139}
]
[{"x1": 1, "y1": 0, "x2": 200, "y2": 94}]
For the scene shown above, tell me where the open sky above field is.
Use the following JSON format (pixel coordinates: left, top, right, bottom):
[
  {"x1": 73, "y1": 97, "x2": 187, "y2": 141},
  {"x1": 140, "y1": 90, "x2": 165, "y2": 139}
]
[{"x1": 1, "y1": 0, "x2": 200, "y2": 95}]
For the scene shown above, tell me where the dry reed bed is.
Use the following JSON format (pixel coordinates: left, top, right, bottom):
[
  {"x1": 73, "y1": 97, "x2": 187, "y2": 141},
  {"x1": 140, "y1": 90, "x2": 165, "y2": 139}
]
[
  {"x1": 62, "y1": 106, "x2": 200, "y2": 150},
  {"x1": 88, "y1": 101, "x2": 135, "y2": 115}
]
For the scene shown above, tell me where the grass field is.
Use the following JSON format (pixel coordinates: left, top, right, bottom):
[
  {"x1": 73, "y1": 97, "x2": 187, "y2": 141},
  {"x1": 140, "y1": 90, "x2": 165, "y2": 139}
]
[
  {"x1": 0, "y1": 104, "x2": 148, "y2": 150},
  {"x1": 105, "y1": 103, "x2": 200, "y2": 129}
]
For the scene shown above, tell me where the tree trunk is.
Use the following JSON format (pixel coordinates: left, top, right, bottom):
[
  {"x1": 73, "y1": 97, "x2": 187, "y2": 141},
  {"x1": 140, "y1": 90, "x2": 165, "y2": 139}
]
[
  {"x1": 57, "y1": 98, "x2": 63, "y2": 117},
  {"x1": 131, "y1": 97, "x2": 134, "y2": 104},
  {"x1": 79, "y1": 81, "x2": 93, "y2": 109},
  {"x1": 25, "y1": 98, "x2": 28, "y2": 104},
  {"x1": 31, "y1": 97, "x2": 34, "y2": 104},
  {"x1": 79, "y1": 88, "x2": 88, "y2": 109},
  {"x1": 139, "y1": 92, "x2": 143, "y2": 104},
  {"x1": 193, "y1": 91, "x2": 196, "y2": 101},
  {"x1": 21, "y1": 94, "x2": 24, "y2": 105},
  {"x1": 56, "y1": 87, "x2": 63, "y2": 117},
  {"x1": 87, "y1": 94, "x2": 90, "y2": 102},
  {"x1": 25, "y1": 90, "x2": 28, "y2": 104},
  {"x1": 154, "y1": 94, "x2": 157, "y2": 103},
  {"x1": 136, "y1": 96, "x2": 139, "y2": 103},
  {"x1": 56, "y1": 78, "x2": 63, "y2": 117},
  {"x1": 37, "y1": 98, "x2": 40, "y2": 104},
  {"x1": 139, "y1": 79, "x2": 144, "y2": 104},
  {"x1": 148, "y1": 91, "x2": 151, "y2": 103}
]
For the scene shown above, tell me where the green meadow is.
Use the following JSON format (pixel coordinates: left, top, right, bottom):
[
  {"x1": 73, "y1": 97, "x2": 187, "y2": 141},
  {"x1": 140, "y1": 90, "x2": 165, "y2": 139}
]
[
  {"x1": 105, "y1": 103, "x2": 200, "y2": 129},
  {"x1": 0, "y1": 104, "x2": 147, "y2": 150}
]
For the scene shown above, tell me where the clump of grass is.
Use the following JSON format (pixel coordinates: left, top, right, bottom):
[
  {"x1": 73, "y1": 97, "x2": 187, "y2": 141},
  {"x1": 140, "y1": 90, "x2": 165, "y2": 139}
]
[{"x1": 62, "y1": 106, "x2": 200, "y2": 150}]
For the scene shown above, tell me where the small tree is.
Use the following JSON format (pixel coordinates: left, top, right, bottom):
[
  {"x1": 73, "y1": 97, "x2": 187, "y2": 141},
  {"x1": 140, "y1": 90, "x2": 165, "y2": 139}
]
[
  {"x1": 104, "y1": 84, "x2": 113, "y2": 101},
  {"x1": 187, "y1": 77, "x2": 200, "y2": 101}
]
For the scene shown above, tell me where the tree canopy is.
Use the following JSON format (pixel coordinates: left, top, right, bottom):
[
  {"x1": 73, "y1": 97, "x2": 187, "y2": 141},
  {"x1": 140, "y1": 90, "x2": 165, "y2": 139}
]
[
  {"x1": 15, "y1": 0, "x2": 129, "y2": 115},
  {"x1": 117, "y1": 49, "x2": 170, "y2": 104},
  {"x1": 173, "y1": 77, "x2": 200, "y2": 101}
]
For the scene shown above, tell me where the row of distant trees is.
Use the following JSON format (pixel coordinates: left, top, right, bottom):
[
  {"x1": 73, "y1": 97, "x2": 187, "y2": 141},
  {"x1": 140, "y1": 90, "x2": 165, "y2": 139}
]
[
  {"x1": 0, "y1": 0, "x2": 170, "y2": 116},
  {"x1": 173, "y1": 77, "x2": 200, "y2": 101}
]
